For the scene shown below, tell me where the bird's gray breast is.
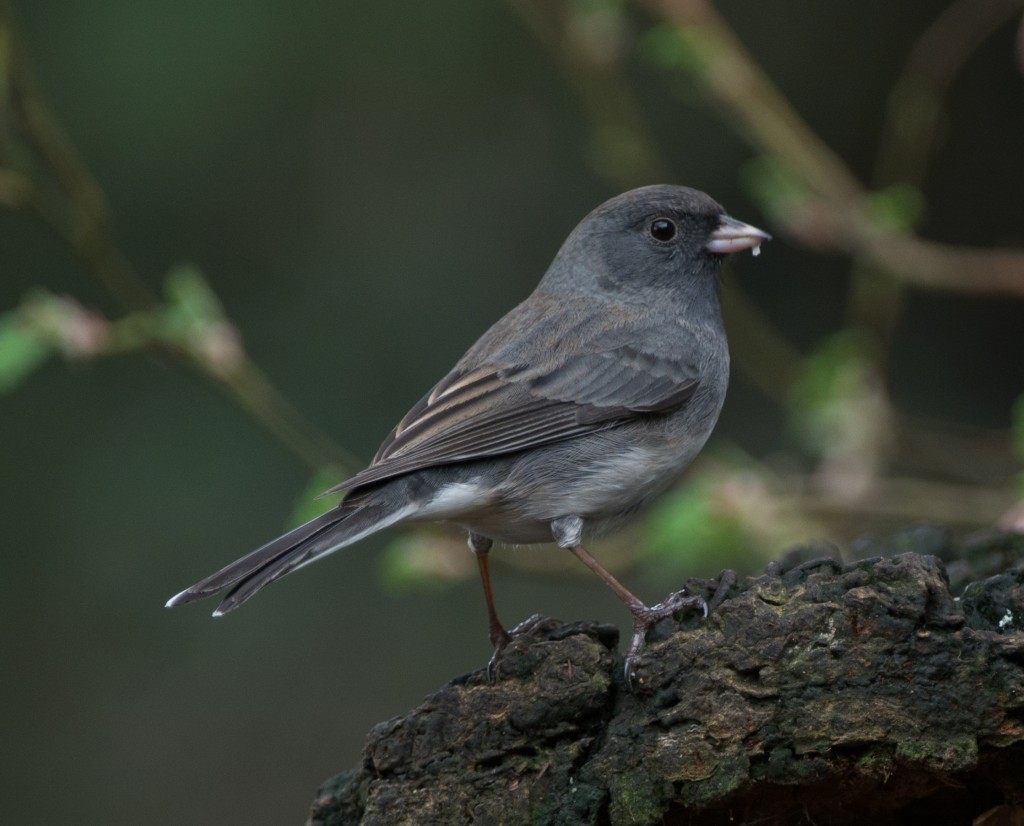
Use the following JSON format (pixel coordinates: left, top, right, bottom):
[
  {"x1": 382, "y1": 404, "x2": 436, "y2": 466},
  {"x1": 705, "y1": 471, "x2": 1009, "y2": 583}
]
[{"x1": 471, "y1": 333, "x2": 727, "y2": 543}]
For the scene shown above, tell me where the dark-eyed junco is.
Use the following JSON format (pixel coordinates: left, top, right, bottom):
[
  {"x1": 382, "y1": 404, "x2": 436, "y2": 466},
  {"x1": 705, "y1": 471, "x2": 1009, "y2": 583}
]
[{"x1": 167, "y1": 184, "x2": 769, "y2": 683}]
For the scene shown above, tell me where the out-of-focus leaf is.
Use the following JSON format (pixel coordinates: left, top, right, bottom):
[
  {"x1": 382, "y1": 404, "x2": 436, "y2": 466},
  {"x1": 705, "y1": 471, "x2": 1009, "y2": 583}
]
[
  {"x1": 287, "y1": 465, "x2": 350, "y2": 527},
  {"x1": 742, "y1": 155, "x2": 811, "y2": 221},
  {"x1": 865, "y1": 184, "x2": 926, "y2": 232},
  {"x1": 1012, "y1": 395, "x2": 1024, "y2": 460},
  {"x1": 161, "y1": 265, "x2": 243, "y2": 374},
  {"x1": 0, "y1": 311, "x2": 51, "y2": 392},
  {"x1": 162, "y1": 265, "x2": 226, "y2": 339},
  {"x1": 791, "y1": 332, "x2": 864, "y2": 407},
  {"x1": 788, "y1": 331, "x2": 875, "y2": 454},
  {"x1": 640, "y1": 22, "x2": 717, "y2": 75},
  {"x1": 379, "y1": 530, "x2": 472, "y2": 591},
  {"x1": 643, "y1": 477, "x2": 748, "y2": 572},
  {"x1": 788, "y1": 331, "x2": 894, "y2": 498},
  {"x1": 641, "y1": 459, "x2": 829, "y2": 575}
]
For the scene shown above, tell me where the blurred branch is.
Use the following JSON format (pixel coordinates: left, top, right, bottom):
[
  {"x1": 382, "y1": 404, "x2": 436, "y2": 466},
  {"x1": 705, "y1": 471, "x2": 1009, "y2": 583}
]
[
  {"x1": 876, "y1": 0, "x2": 1024, "y2": 187},
  {"x1": 643, "y1": 0, "x2": 862, "y2": 199},
  {"x1": 496, "y1": 0, "x2": 1023, "y2": 575},
  {"x1": 897, "y1": 415, "x2": 1022, "y2": 485},
  {"x1": 640, "y1": 0, "x2": 1024, "y2": 298},
  {"x1": 0, "y1": 3, "x2": 358, "y2": 476},
  {"x1": 864, "y1": 0, "x2": 1021, "y2": 364},
  {"x1": 509, "y1": 0, "x2": 668, "y2": 187},
  {"x1": 506, "y1": 0, "x2": 804, "y2": 405},
  {"x1": 852, "y1": 2, "x2": 1022, "y2": 361},
  {"x1": 854, "y1": 0, "x2": 1024, "y2": 342},
  {"x1": 790, "y1": 474, "x2": 1017, "y2": 529},
  {"x1": 0, "y1": 2, "x2": 154, "y2": 311},
  {"x1": 634, "y1": 0, "x2": 1023, "y2": 533}
]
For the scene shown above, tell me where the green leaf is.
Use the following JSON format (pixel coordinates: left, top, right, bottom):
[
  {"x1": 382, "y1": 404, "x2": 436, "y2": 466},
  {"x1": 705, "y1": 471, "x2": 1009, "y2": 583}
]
[
  {"x1": 640, "y1": 23, "x2": 721, "y2": 76},
  {"x1": 865, "y1": 184, "x2": 926, "y2": 232},
  {"x1": 0, "y1": 311, "x2": 51, "y2": 393},
  {"x1": 1012, "y1": 394, "x2": 1024, "y2": 460},
  {"x1": 787, "y1": 331, "x2": 876, "y2": 455},
  {"x1": 161, "y1": 265, "x2": 226, "y2": 340},
  {"x1": 742, "y1": 155, "x2": 810, "y2": 219},
  {"x1": 641, "y1": 24, "x2": 697, "y2": 71},
  {"x1": 287, "y1": 466, "x2": 350, "y2": 527},
  {"x1": 643, "y1": 479, "x2": 747, "y2": 572},
  {"x1": 378, "y1": 531, "x2": 469, "y2": 592}
]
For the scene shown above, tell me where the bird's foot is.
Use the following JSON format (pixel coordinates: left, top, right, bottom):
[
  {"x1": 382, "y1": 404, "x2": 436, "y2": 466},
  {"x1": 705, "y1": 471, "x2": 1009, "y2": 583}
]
[
  {"x1": 485, "y1": 613, "x2": 548, "y2": 682},
  {"x1": 624, "y1": 590, "x2": 707, "y2": 690}
]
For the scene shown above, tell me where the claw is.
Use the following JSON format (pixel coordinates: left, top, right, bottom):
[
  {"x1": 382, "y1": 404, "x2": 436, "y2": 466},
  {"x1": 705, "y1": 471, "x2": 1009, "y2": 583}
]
[
  {"x1": 486, "y1": 613, "x2": 546, "y2": 682},
  {"x1": 623, "y1": 590, "x2": 707, "y2": 689}
]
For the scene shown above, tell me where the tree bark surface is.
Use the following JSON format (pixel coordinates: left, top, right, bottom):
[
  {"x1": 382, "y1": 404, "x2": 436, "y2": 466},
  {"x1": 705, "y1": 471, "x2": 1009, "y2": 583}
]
[{"x1": 308, "y1": 529, "x2": 1024, "y2": 825}]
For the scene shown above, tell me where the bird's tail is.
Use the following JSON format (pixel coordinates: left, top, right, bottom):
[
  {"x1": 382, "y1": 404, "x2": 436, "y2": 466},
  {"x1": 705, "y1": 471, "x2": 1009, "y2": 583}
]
[{"x1": 165, "y1": 500, "x2": 415, "y2": 616}]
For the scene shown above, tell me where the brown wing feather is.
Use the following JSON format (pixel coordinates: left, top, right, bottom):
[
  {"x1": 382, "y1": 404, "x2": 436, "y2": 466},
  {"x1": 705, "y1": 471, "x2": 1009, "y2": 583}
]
[
  {"x1": 325, "y1": 374, "x2": 595, "y2": 494},
  {"x1": 321, "y1": 338, "x2": 699, "y2": 498}
]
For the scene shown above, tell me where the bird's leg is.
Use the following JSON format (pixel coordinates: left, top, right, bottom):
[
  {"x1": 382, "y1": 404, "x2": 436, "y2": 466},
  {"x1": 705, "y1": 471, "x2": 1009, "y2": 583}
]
[
  {"x1": 550, "y1": 516, "x2": 706, "y2": 687},
  {"x1": 469, "y1": 532, "x2": 511, "y2": 678}
]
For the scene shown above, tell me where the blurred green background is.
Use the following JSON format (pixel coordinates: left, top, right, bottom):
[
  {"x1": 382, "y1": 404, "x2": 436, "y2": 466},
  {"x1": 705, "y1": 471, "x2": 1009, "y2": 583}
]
[{"x1": 2, "y1": 1, "x2": 1022, "y2": 824}]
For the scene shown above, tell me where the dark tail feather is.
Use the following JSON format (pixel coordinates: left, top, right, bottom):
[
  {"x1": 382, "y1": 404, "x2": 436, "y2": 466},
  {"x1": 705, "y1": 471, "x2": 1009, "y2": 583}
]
[{"x1": 165, "y1": 501, "x2": 414, "y2": 616}]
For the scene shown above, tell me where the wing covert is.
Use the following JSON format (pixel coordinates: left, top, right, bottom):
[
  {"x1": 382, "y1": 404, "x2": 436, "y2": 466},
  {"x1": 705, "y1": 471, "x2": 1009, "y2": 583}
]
[{"x1": 324, "y1": 328, "x2": 701, "y2": 496}]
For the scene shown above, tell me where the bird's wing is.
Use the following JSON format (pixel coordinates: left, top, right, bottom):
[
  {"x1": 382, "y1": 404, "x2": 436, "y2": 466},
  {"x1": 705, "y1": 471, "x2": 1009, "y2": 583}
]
[
  {"x1": 498, "y1": 344, "x2": 699, "y2": 425},
  {"x1": 323, "y1": 337, "x2": 699, "y2": 496}
]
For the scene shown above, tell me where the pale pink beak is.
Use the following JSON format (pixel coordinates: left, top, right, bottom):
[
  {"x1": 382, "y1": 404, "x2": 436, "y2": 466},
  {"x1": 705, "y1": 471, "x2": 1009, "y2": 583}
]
[{"x1": 705, "y1": 215, "x2": 772, "y2": 256}]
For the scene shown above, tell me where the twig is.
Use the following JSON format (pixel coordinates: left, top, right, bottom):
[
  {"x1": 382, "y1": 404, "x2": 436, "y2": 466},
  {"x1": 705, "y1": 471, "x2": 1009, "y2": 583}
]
[
  {"x1": 791, "y1": 474, "x2": 1018, "y2": 529},
  {"x1": 0, "y1": 3, "x2": 359, "y2": 475},
  {"x1": 640, "y1": 0, "x2": 1024, "y2": 298},
  {"x1": 508, "y1": 0, "x2": 669, "y2": 187},
  {"x1": 506, "y1": 0, "x2": 805, "y2": 405},
  {"x1": 876, "y1": 0, "x2": 1024, "y2": 187},
  {"x1": 850, "y1": 0, "x2": 1024, "y2": 344},
  {"x1": 216, "y1": 360, "x2": 357, "y2": 475},
  {"x1": 2, "y1": 4, "x2": 155, "y2": 311}
]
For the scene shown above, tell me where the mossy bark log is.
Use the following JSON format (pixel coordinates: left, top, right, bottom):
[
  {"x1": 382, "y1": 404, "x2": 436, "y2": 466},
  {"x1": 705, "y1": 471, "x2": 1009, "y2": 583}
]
[{"x1": 308, "y1": 531, "x2": 1024, "y2": 826}]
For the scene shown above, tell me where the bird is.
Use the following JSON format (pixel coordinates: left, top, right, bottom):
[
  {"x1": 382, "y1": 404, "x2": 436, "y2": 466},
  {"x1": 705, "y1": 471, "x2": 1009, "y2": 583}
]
[{"x1": 166, "y1": 184, "x2": 770, "y2": 684}]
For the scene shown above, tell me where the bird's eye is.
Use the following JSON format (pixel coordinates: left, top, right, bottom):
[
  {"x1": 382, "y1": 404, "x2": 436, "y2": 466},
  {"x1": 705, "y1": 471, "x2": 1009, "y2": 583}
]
[{"x1": 649, "y1": 218, "x2": 677, "y2": 243}]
